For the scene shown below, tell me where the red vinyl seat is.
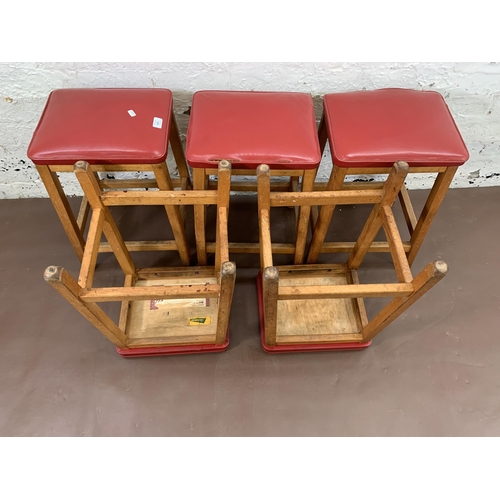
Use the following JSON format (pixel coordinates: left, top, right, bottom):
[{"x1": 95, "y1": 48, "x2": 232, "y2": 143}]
[
  {"x1": 28, "y1": 88, "x2": 173, "y2": 165},
  {"x1": 186, "y1": 90, "x2": 321, "y2": 169},
  {"x1": 323, "y1": 88, "x2": 469, "y2": 168}
]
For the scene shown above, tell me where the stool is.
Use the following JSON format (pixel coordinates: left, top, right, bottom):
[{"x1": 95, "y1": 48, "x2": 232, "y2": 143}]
[
  {"x1": 307, "y1": 88, "x2": 469, "y2": 265},
  {"x1": 257, "y1": 161, "x2": 448, "y2": 353},
  {"x1": 43, "y1": 160, "x2": 235, "y2": 357},
  {"x1": 27, "y1": 88, "x2": 192, "y2": 264},
  {"x1": 185, "y1": 90, "x2": 321, "y2": 265}
]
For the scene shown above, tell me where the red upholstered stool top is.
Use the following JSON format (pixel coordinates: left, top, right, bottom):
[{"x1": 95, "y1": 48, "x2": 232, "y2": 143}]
[
  {"x1": 27, "y1": 88, "x2": 173, "y2": 165},
  {"x1": 186, "y1": 91, "x2": 321, "y2": 169},
  {"x1": 324, "y1": 88, "x2": 469, "y2": 168}
]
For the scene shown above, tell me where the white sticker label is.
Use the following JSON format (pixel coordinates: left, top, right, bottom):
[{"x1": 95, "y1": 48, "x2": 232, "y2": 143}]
[
  {"x1": 127, "y1": 109, "x2": 136, "y2": 117},
  {"x1": 150, "y1": 298, "x2": 208, "y2": 310},
  {"x1": 152, "y1": 117, "x2": 163, "y2": 129}
]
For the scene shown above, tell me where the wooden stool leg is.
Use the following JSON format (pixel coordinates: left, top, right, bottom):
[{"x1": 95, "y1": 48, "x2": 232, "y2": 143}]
[
  {"x1": 347, "y1": 161, "x2": 409, "y2": 270},
  {"x1": 310, "y1": 113, "x2": 328, "y2": 229},
  {"x1": 290, "y1": 175, "x2": 300, "y2": 222},
  {"x1": 36, "y1": 165, "x2": 85, "y2": 261},
  {"x1": 361, "y1": 261, "x2": 448, "y2": 343},
  {"x1": 294, "y1": 169, "x2": 317, "y2": 264},
  {"x1": 152, "y1": 163, "x2": 191, "y2": 265},
  {"x1": 214, "y1": 161, "x2": 231, "y2": 273},
  {"x1": 169, "y1": 111, "x2": 192, "y2": 190},
  {"x1": 398, "y1": 184, "x2": 417, "y2": 237},
  {"x1": 257, "y1": 165, "x2": 273, "y2": 271},
  {"x1": 256, "y1": 164, "x2": 279, "y2": 346},
  {"x1": 193, "y1": 168, "x2": 208, "y2": 265},
  {"x1": 74, "y1": 162, "x2": 136, "y2": 278},
  {"x1": 407, "y1": 166, "x2": 457, "y2": 266},
  {"x1": 262, "y1": 266, "x2": 279, "y2": 346},
  {"x1": 76, "y1": 196, "x2": 91, "y2": 234},
  {"x1": 77, "y1": 207, "x2": 105, "y2": 288},
  {"x1": 44, "y1": 266, "x2": 127, "y2": 347},
  {"x1": 380, "y1": 205, "x2": 413, "y2": 284},
  {"x1": 215, "y1": 261, "x2": 236, "y2": 345},
  {"x1": 306, "y1": 164, "x2": 346, "y2": 264}
]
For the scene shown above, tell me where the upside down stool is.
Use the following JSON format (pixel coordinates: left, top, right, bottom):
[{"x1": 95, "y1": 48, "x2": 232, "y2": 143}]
[
  {"x1": 308, "y1": 88, "x2": 469, "y2": 265},
  {"x1": 27, "y1": 88, "x2": 192, "y2": 264},
  {"x1": 257, "y1": 161, "x2": 448, "y2": 353},
  {"x1": 44, "y1": 160, "x2": 235, "y2": 357},
  {"x1": 185, "y1": 90, "x2": 321, "y2": 265}
]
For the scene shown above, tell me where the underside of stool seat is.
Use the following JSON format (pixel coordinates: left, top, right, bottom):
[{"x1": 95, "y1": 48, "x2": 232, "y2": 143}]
[
  {"x1": 43, "y1": 161, "x2": 236, "y2": 358},
  {"x1": 27, "y1": 88, "x2": 173, "y2": 165},
  {"x1": 186, "y1": 90, "x2": 321, "y2": 169},
  {"x1": 324, "y1": 88, "x2": 469, "y2": 168}
]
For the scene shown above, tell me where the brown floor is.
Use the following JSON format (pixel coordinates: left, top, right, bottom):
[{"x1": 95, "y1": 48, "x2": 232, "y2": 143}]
[{"x1": 1, "y1": 186, "x2": 499, "y2": 436}]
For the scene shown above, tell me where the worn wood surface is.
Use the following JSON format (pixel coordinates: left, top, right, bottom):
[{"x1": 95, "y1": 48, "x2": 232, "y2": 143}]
[
  {"x1": 350, "y1": 270, "x2": 369, "y2": 328},
  {"x1": 262, "y1": 267, "x2": 279, "y2": 346},
  {"x1": 78, "y1": 208, "x2": 104, "y2": 288},
  {"x1": 98, "y1": 241, "x2": 178, "y2": 253},
  {"x1": 407, "y1": 167, "x2": 457, "y2": 265},
  {"x1": 193, "y1": 168, "x2": 207, "y2": 265},
  {"x1": 36, "y1": 165, "x2": 85, "y2": 261},
  {"x1": 361, "y1": 261, "x2": 448, "y2": 343},
  {"x1": 76, "y1": 196, "x2": 90, "y2": 233},
  {"x1": 118, "y1": 274, "x2": 134, "y2": 332},
  {"x1": 347, "y1": 161, "x2": 408, "y2": 270},
  {"x1": 215, "y1": 262, "x2": 236, "y2": 345},
  {"x1": 398, "y1": 184, "x2": 417, "y2": 235},
  {"x1": 278, "y1": 283, "x2": 414, "y2": 300},
  {"x1": 276, "y1": 274, "x2": 361, "y2": 344},
  {"x1": 215, "y1": 161, "x2": 231, "y2": 273},
  {"x1": 319, "y1": 241, "x2": 412, "y2": 253},
  {"x1": 380, "y1": 205, "x2": 413, "y2": 283},
  {"x1": 101, "y1": 190, "x2": 218, "y2": 206},
  {"x1": 152, "y1": 162, "x2": 191, "y2": 265},
  {"x1": 257, "y1": 164, "x2": 272, "y2": 270},
  {"x1": 79, "y1": 283, "x2": 221, "y2": 302},
  {"x1": 271, "y1": 190, "x2": 383, "y2": 207},
  {"x1": 126, "y1": 277, "x2": 219, "y2": 343},
  {"x1": 44, "y1": 266, "x2": 127, "y2": 347},
  {"x1": 136, "y1": 266, "x2": 215, "y2": 279},
  {"x1": 294, "y1": 169, "x2": 317, "y2": 264},
  {"x1": 307, "y1": 164, "x2": 347, "y2": 264},
  {"x1": 74, "y1": 162, "x2": 137, "y2": 277}
]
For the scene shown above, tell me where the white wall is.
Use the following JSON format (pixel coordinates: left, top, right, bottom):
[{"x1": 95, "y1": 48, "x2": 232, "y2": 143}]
[{"x1": 1, "y1": 62, "x2": 499, "y2": 198}]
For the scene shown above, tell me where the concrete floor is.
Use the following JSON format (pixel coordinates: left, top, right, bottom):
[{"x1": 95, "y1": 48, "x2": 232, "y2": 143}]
[{"x1": 1, "y1": 186, "x2": 499, "y2": 436}]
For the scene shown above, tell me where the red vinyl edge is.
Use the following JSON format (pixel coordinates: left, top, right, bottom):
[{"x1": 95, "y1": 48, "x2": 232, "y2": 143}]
[{"x1": 116, "y1": 332, "x2": 229, "y2": 358}]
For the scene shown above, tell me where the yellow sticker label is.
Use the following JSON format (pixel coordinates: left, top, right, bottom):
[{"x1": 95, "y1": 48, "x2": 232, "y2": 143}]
[{"x1": 189, "y1": 317, "x2": 211, "y2": 326}]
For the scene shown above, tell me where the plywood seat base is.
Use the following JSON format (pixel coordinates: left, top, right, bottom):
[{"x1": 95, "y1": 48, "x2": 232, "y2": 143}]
[
  {"x1": 256, "y1": 268, "x2": 372, "y2": 353},
  {"x1": 123, "y1": 276, "x2": 221, "y2": 349}
]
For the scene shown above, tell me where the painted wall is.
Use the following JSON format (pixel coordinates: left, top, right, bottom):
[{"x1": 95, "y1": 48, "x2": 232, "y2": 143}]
[{"x1": 0, "y1": 62, "x2": 499, "y2": 198}]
